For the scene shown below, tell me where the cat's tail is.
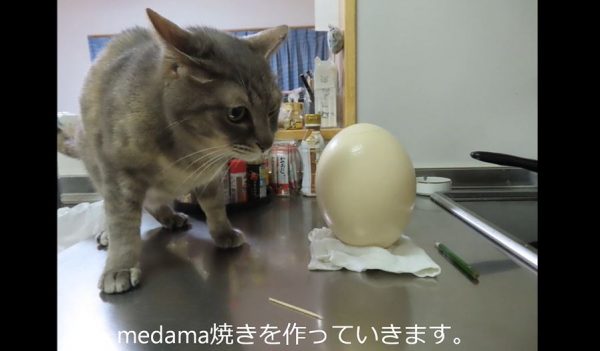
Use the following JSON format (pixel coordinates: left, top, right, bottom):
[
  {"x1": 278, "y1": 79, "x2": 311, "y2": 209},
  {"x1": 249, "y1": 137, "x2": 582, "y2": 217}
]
[{"x1": 57, "y1": 119, "x2": 80, "y2": 159}]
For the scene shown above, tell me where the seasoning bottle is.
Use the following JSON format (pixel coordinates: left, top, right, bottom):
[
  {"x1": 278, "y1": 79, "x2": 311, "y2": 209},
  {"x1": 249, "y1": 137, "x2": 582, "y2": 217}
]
[
  {"x1": 259, "y1": 158, "x2": 268, "y2": 198},
  {"x1": 229, "y1": 159, "x2": 247, "y2": 203},
  {"x1": 246, "y1": 158, "x2": 269, "y2": 201},
  {"x1": 299, "y1": 114, "x2": 325, "y2": 197},
  {"x1": 289, "y1": 102, "x2": 304, "y2": 129}
]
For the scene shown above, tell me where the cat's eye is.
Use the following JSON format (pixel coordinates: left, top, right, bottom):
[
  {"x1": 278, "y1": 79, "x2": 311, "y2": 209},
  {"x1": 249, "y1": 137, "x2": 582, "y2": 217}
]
[{"x1": 228, "y1": 106, "x2": 248, "y2": 122}]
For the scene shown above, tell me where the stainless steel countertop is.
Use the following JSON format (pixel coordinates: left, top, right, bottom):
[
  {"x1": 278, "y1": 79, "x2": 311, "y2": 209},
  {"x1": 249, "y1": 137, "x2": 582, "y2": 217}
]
[{"x1": 58, "y1": 196, "x2": 537, "y2": 351}]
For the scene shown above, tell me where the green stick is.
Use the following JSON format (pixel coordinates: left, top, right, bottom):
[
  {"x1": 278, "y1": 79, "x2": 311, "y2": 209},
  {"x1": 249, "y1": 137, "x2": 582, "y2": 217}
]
[{"x1": 436, "y1": 242, "x2": 480, "y2": 281}]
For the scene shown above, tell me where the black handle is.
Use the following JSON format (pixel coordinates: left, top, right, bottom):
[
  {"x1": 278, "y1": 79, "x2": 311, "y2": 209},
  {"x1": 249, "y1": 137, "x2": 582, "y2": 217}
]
[
  {"x1": 470, "y1": 151, "x2": 537, "y2": 172},
  {"x1": 300, "y1": 74, "x2": 314, "y2": 102}
]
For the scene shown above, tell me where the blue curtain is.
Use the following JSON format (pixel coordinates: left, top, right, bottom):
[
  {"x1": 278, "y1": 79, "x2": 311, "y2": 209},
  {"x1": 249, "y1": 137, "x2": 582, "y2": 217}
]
[
  {"x1": 232, "y1": 28, "x2": 329, "y2": 91},
  {"x1": 87, "y1": 36, "x2": 112, "y2": 61},
  {"x1": 88, "y1": 28, "x2": 328, "y2": 91}
]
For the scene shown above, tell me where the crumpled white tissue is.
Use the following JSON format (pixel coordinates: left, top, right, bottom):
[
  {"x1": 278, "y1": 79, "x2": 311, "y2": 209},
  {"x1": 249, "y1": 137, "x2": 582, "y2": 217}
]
[
  {"x1": 57, "y1": 200, "x2": 105, "y2": 253},
  {"x1": 308, "y1": 227, "x2": 441, "y2": 277}
]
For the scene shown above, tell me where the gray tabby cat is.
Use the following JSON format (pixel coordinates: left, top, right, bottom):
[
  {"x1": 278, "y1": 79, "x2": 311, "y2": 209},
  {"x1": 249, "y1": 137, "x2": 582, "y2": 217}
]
[{"x1": 58, "y1": 9, "x2": 288, "y2": 294}]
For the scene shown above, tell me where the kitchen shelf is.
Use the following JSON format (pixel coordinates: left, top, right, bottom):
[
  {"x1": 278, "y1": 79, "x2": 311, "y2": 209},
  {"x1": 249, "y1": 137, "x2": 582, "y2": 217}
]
[
  {"x1": 274, "y1": 0, "x2": 356, "y2": 143},
  {"x1": 275, "y1": 128, "x2": 342, "y2": 141}
]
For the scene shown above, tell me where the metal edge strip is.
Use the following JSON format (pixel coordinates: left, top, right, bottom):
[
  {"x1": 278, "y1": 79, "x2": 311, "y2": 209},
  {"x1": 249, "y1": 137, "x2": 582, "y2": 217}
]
[{"x1": 430, "y1": 192, "x2": 538, "y2": 272}]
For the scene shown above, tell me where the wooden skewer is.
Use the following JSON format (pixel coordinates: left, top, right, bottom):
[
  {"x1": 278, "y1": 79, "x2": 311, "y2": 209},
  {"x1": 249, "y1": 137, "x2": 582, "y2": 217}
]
[{"x1": 268, "y1": 297, "x2": 323, "y2": 320}]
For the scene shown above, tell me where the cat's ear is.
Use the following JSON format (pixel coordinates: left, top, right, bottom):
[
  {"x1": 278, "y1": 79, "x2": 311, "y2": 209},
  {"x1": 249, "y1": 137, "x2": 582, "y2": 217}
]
[
  {"x1": 245, "y1": 25, "x2": 289, "y2": 59},
  {"x1": 146, "y1": 8, "x2": 196, "y2": 59}
]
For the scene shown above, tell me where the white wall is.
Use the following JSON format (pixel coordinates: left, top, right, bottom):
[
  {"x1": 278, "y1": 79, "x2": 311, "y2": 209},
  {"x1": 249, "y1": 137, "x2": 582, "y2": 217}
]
[
  {"x1": 58, "y1": 0, "x2": 314, "y2": 176},
  {"x1": 357, "y1": 0, "x2": 537, "y2": 168}
]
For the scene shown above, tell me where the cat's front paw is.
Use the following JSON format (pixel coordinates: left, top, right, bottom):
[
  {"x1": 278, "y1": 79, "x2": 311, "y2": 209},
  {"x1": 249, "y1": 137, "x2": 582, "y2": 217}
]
[
  {"x1": 98, "y1": 267, "x2": 141, "y2": 294},
  {"x1": 160, "y1": 212, "x2": 190, "y2": 231},
  {"x1": 212, "y1": 228, "x2": 246, "y2": 249},
  {"x1": 95, "y1": 230, "x2": 109, "y2": 249}
]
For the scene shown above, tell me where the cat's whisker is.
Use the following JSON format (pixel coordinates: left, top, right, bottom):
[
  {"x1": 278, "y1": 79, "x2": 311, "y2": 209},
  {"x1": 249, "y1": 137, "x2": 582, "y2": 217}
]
[
  {"x1": 201, "y1": 157, "x2": 229, "y2": 188},
  {"x1": 192, "y1": 153, "x2": 232, "y2": 185},
  {"x1": 158, "y1": 145, "x2": 230, "y2": 175},
  {"x1": 176, "y1": 151, "x2": 232, "y2": 194},
  {"x1": 218, "y1": 162, "x2": 231, "y2": 187},
  {"x1": 189, "y1": 153, "x2": 228, "y2": 181},
  {"x1": 178, "y1": 147, "x2": 231, "y2": 174},
  {"x1": 167, "y1": 145, "x2": 227, "y2": 166},
  {"x1": 195, "y1": 157, "x2": 233, "y2": 199},
  {"x1": 232, "y1": 144, "x2": 254, "y2": 153},
  {"x1": 163, "y1": 116, "x2": 193, "y2": 131},
  {"x1": 231, "y1": 144, "x2": 265, "y2": 162},
  {"x1": 184, "y1": 154, "x2": 231, "y2": 195},
  {"x1": 176, "y1": 154, "x2": 223, "y2": 192}
]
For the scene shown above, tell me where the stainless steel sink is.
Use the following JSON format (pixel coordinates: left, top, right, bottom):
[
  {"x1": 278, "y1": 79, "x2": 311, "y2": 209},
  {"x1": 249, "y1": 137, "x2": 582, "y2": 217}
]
[{"x1": 431, "y1": 188, "x2": 538, "y2": 271}]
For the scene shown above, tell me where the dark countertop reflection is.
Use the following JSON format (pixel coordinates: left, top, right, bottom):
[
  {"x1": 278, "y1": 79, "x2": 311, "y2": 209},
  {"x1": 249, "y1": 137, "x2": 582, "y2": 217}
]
[{"x1": 58, "y1": 196, "x2": 537, "y2": 351}]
